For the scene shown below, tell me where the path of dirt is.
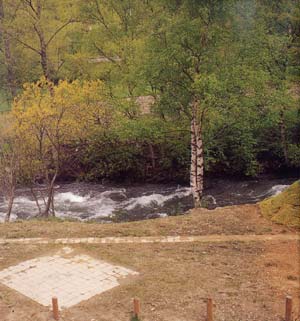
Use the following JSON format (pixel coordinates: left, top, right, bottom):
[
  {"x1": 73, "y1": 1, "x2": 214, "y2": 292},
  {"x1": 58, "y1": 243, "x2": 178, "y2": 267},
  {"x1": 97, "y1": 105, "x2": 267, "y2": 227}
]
[
  {"x1": 0, "y1": 233, "x2": 298, "y2": 245},
  {"x1": 0, "y1": 240, "x2": 299, "y2": 321}
]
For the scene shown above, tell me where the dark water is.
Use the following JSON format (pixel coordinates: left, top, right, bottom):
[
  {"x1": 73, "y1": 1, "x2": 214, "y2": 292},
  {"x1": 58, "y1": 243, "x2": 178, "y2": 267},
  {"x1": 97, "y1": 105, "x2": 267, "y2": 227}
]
[{"x1": 0, "y1": 177, "x2": 297, "y2": 223}]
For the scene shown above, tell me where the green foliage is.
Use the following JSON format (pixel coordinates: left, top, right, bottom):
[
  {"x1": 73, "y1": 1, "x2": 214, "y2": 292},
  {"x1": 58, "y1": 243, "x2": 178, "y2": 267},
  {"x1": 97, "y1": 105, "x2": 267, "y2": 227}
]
[
  {"x1": 78, "y1": 116, "x2": 190, "y2": 182},
  {"x1": 0, "y1": 90, "x2": 10, "y2": 112},
  {"x1": 0, "y1": 0, "x2": 299, "y2": 183}
]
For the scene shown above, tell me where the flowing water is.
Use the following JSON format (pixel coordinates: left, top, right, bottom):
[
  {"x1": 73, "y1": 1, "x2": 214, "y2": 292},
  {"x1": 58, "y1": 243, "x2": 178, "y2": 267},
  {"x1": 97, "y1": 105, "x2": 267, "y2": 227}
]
[{"x1": 0, "y1": 177, "x2": 297, "y2": 223}]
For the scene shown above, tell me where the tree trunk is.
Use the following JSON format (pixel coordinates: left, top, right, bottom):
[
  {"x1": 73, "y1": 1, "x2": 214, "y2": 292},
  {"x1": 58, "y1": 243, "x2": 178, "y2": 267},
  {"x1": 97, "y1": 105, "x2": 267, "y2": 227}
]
[
  {"x1": 190, "y1": 118, "x2": 198, "y2": 206},
  {"x1": 5, "y1": 187, "x2": 15, "y2": 222},
  {"x1": 50, "y1": 193, "x2": 55, "y2": 216},
  {"x1": 190, "y1": 100, "x2": 204, "y2": 208},
  {"x1": 43, "y1": 171, "x2": 57, "y2": 217},
  {"x1": 0, "y1": 0, "x2": 16, "y2": 98},
  {"x1": 30, "y1": 186, "x2": 42, "y2": 216},
  {"x1": 34, "y1": 0, "x2": 51, "y2": 81},
  {"x1": 40, "y1": 43, "x2": 50, "y2": 80},
  {"x1": 4, "y1": 162, "x2": 16, "y2": 222}
]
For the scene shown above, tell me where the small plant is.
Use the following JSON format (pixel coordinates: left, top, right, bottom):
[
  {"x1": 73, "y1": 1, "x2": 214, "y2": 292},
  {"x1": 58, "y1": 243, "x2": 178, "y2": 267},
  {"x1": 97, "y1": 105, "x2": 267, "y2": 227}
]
[
  {"x1": 111, "y1": 209, "x2": 129, "y2": 222},
  {"x1": 169, "y1": 202, "x2": 184, "y2": 216}
]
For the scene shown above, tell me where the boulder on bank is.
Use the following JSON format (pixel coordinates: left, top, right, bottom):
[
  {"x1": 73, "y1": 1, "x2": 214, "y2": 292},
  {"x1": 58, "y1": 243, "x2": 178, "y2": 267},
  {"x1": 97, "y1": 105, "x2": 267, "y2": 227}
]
[{"x1": 259, "y1": 180, "x2": 300, "y2": 228}]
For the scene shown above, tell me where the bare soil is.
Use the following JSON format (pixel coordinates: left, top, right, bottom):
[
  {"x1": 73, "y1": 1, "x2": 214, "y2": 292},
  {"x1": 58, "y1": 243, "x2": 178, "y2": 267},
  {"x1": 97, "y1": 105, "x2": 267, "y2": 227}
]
[{"x1": 0, "y1": 204, "x2": 299, "y2": 321}]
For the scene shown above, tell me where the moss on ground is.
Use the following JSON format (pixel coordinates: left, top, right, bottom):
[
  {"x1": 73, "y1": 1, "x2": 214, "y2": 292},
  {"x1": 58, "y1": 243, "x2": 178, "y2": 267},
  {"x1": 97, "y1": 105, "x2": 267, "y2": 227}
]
[{"x1": 259, "y1": 180, "x2": 300, "y2": 228}]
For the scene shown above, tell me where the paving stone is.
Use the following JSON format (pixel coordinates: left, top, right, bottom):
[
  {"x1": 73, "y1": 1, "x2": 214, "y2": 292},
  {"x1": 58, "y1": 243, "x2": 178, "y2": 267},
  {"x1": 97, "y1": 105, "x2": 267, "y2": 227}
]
[{"x1": 0, "y1": 250, "x2": 138, "y2": 309}]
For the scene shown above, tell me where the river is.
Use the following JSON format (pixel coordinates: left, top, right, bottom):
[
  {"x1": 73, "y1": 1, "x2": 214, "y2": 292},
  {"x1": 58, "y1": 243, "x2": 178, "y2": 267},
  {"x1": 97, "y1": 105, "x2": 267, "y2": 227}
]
[{"x1": 0, "y1": 177, "x2": 297, "y2": 223}]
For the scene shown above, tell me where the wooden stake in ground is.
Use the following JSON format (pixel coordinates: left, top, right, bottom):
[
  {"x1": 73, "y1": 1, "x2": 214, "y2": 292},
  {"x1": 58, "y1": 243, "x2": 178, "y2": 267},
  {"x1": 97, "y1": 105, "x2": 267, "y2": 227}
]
[
  {"x1": 285, "y1": 296, "x2": 292, "y2": 321},
  {"x1": 133, "y1": 297, "x2": 140, "y2": 318},
  {"x1": 207, "y1": 298, "x2": 213, "y2": 321},
  {"x1": 52, "y1": 297, "x2": 59, "y2": 320}
]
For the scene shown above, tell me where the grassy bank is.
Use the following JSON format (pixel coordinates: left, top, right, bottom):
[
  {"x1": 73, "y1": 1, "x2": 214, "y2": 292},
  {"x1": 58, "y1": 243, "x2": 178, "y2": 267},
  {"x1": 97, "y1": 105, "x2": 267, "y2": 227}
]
[
  {"x1": 259, "y1": 181, "x2": 300, "y2": 228},
  {"x1": 0, "y1": 204, "x2": 292, "y2": 239}
]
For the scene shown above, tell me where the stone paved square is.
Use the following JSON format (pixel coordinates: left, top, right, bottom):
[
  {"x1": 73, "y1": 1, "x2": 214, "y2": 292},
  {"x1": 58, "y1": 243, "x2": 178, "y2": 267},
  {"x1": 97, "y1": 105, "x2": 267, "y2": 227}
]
[{"x1": 0, "y1": 248, "x2": 138, "y2": 308}]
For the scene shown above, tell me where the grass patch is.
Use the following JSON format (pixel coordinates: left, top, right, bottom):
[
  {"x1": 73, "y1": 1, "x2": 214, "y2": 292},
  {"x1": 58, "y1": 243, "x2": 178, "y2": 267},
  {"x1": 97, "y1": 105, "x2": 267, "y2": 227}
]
[
  {"x1": 259, "y1": 180, "x2": 300, "y2": 228},
  {"x1": 0, "y1": 204, "x2": 292, "y2": 239}
]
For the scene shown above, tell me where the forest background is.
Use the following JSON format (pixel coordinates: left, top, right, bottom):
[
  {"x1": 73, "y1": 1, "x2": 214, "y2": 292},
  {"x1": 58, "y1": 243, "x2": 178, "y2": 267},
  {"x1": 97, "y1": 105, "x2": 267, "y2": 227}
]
[{"x1": 0, "y1": 0, "x2": 299, "y2": 218}]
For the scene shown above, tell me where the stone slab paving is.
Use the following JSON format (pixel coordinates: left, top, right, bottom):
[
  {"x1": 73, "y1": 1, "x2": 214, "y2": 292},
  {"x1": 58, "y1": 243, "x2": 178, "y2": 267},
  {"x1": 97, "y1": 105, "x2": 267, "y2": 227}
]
[
  {"x1": 0, "y1": 247, "x2": 138, "y2": 308},
  {"x1": 0, "y1": 234, "x2": 298, "y2": 245}
]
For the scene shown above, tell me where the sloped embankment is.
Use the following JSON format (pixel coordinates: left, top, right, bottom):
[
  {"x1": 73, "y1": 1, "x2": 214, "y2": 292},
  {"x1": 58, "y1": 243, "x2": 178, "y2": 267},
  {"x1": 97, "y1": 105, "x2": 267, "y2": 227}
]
[{"x1": 259, "y1": 180, "x2": 300, "y2": 228}]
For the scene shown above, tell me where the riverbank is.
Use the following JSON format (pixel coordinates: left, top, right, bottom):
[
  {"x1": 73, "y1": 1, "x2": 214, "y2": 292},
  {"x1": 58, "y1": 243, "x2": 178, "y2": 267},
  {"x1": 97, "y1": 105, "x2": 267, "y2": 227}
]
[{"x1": 0, "y1": 204, "x2": 297, "y2": 239}]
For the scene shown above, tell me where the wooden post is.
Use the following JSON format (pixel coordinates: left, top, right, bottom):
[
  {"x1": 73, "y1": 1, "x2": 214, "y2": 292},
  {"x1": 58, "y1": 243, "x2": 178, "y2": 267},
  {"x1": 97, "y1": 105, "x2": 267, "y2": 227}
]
[
  {"x1": 52, "y1": 297, "x2": 59, "y2": 320},
  {"x1": 285, "y1": 296, "x2": 292, "y2": 321},
  {"x1": 133, "y1": 297, "x2": 140, "y2": 318},
  {"x1": 207, "y1": 298, "x2": 213, "y2": 321}
]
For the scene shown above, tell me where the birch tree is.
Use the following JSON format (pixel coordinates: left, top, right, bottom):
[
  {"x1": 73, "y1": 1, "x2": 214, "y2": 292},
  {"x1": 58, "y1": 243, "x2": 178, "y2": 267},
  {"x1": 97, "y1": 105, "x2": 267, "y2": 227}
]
[{"x1": 143, "y1": 0, "x2": 233, "y2": 207}]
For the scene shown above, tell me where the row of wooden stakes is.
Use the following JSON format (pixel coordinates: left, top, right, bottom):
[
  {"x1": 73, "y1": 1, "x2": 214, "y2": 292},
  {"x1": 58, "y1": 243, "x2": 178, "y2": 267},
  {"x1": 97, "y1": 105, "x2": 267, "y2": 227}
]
[{"x1": 51, "y1": 295, "x2": 294, "y2": 321}]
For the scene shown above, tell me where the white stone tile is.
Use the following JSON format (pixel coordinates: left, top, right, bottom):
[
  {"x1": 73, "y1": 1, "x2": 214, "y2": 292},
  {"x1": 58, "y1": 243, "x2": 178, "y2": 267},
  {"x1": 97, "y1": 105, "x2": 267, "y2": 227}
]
[{"x1": 0, "y1": 252, "x2": 138, "y2": 308}]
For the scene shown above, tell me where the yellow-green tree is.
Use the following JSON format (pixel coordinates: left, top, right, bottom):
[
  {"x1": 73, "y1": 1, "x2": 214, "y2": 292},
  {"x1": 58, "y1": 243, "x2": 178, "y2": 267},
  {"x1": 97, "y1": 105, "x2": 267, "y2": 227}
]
[{"x1": 13, "y1": 77, "x2": 112, "y2": 216}]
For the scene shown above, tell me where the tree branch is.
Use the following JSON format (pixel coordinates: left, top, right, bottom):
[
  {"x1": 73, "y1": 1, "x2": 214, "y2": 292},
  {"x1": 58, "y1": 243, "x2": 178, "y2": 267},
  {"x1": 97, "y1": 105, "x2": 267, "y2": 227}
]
[
  {"x1": 93, "y1": 0, "x2": 109, "y2": 31},
  {"x1": 93, "y1": 42, "x2": 121, "y2": 66},
  {"x1": 4, "y1": 30, "x2": 40, "y2": 54},
  {"x1": 46, "y1": 19, "x2": 76, "y2": 47},
  {"x1": 23, "y1": 0, "x2": 38, "y2": 18}
]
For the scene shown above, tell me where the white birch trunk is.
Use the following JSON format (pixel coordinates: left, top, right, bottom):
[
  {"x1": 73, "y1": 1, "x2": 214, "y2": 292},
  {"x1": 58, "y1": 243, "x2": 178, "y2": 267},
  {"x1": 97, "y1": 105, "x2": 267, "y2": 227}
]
[{"x1": 190, "y1": 100, "x2": 204, "y2": 208}]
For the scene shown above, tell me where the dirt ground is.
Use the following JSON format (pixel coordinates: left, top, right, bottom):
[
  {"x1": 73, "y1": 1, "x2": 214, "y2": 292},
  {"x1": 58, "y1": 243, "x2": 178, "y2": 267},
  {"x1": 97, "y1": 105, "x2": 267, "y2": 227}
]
[
  {"x1": 0, "y1": 204, "x2": 295, "y2": 239},
  {"x1": 0, "y1": 204, "x2": 299, "y2": 321},
  {"x1": 0, "y1": 240, "x2": 299, "y2": 321}
]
